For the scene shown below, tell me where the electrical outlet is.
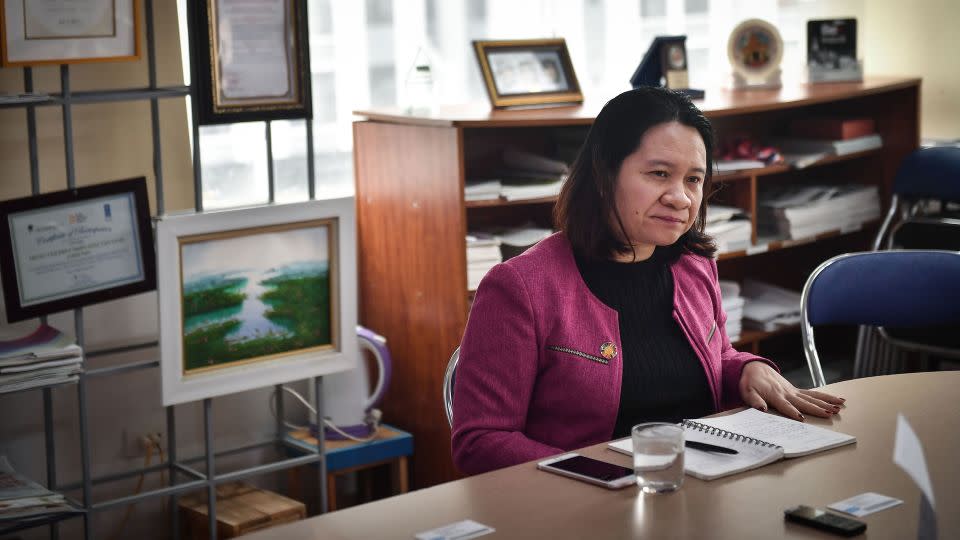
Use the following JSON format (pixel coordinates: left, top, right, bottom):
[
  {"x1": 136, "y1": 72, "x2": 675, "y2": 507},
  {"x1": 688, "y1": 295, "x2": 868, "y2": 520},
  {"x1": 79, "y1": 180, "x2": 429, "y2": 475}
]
[{"x1": 120, "y1": 427, "x2": 164, "y2": 458}]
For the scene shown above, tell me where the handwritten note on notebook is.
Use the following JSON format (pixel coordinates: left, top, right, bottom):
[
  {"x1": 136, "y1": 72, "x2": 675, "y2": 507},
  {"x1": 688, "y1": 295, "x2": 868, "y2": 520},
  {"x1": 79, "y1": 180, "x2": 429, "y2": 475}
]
[
  {"x1": 607, "y1": 408, "x2": 856, "y2": 480},
  {"x1": 692, "y1": 408, "x2": 856, "y2": 457}
]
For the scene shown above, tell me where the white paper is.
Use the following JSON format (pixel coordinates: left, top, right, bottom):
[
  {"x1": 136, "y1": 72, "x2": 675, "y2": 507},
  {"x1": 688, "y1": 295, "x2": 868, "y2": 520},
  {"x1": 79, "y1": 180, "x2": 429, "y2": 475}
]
[
  {"x1": 893, "y1": 414, "x2": 936, "y2": 506},
  {"x1": 829, "y1": 492, "x2": 903, "y2": 517},
  {"x1": 9, "y1": 193, "x2": 145, "y2": 306},
  {"x1": 414, "y1": 519, "x2": 495, "y2": 540},
  {"x1": 215, "y1": 0, "x2": 291, "y2": 99}
]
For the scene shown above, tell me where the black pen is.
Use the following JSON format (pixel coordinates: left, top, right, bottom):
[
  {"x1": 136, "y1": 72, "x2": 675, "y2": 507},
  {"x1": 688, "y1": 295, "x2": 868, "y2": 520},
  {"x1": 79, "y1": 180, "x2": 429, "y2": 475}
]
[{"x1": 686, "y1": 440, "x2": 739, "y2": 455}]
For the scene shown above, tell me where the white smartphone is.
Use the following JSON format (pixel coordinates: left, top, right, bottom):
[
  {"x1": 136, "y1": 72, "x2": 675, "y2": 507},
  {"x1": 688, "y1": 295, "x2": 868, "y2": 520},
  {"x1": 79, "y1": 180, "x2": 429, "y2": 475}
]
[{"x1": 536, "y1": 452, "x2": 636, "y2": 489}]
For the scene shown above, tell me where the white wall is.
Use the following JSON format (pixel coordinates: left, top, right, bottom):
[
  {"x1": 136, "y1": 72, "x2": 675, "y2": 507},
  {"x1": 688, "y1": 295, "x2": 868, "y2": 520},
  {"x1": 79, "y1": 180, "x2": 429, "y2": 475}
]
[{"x1": 863, "y1": 0, "x2": 960, "y2": 139}]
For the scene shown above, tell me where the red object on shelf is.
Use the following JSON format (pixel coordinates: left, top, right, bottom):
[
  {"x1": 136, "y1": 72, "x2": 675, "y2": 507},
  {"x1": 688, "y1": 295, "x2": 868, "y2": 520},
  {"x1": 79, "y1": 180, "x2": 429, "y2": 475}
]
[{"x1": 789, "y1": 117, "x2": 876, "y2": 140}]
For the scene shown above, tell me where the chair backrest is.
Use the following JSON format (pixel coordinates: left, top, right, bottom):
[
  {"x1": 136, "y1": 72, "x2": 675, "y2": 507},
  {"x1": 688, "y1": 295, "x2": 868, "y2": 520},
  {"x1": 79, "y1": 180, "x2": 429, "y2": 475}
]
[
  {"x1": 443, "y1": 347, "x2": 460, "y2": 427},
  {"x1": 875, "y1": 147, "x2": 960, "y2": 250},
  {"x1": 801, "y1": 250, "x2": 960, "y2": 387}
]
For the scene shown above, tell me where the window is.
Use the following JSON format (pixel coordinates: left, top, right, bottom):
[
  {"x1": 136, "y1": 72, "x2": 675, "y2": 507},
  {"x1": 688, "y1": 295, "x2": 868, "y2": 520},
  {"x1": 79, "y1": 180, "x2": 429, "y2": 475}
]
[{"x1": 187, "y1": 0, "x2": 861, "y2": 209}]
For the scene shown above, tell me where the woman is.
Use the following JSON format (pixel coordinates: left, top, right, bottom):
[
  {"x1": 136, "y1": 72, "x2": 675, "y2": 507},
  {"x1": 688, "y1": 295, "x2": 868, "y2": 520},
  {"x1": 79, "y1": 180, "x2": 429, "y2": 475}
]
[{"x1": 451, "y1": 87, "x2": 845, "y2": 475}]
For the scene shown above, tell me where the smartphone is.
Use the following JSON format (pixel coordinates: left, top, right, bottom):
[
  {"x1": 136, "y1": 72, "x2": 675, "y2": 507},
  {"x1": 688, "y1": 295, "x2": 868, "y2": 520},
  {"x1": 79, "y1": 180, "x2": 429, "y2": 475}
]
[
  {"x1": 784, "y1": 505, "x2": 867, "y2": 537},
  {"x1": 536, "y1": 453, "x2": 636, "y2": 489}
]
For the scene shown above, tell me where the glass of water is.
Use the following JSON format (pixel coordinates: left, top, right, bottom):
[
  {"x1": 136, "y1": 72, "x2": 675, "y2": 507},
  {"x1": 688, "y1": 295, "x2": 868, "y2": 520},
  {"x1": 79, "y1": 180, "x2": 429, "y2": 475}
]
[{"x1": 631, "y1": 422, "x2": 684, "y2": 493}]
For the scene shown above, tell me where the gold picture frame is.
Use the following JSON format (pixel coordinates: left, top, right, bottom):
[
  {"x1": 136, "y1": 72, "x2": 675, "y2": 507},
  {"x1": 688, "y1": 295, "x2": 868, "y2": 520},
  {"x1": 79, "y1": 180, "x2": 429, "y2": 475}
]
[
  {"x1": 0, "y1": 0, "x2": 141, "y2": 67},
  {"x1": 473, "y1": 38, "x2": 583, "y2": 108}
]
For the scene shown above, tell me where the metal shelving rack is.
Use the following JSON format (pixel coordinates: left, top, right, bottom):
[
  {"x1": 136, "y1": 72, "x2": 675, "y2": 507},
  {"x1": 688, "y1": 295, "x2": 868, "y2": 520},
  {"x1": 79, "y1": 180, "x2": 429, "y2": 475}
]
[{"x1": 0, "y1": 2, "x2": 329, "y2": 538}]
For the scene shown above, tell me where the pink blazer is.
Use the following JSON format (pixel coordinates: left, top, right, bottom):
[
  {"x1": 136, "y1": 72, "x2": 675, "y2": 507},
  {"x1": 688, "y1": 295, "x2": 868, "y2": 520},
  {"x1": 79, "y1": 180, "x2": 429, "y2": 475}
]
[{"x1": 451, "y1": 233, "x2": 776, "y2": 475}]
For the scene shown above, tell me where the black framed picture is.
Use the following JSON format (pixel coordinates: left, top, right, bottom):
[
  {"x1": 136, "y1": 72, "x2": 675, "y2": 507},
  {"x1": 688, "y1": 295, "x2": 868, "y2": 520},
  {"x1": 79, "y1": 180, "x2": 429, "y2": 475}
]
[
  {"x1": 807, "y1": 18, "x2": 857, "y2": 70},
  {"x1": 187, "y1": 0, "x2": 312, "y2": 125},
  {"x1": 473, "y1": 38, "x2": 583, "y2": 108},
  {"x1": 0, "y1": 177, "x2": 157, "y2": 323}
]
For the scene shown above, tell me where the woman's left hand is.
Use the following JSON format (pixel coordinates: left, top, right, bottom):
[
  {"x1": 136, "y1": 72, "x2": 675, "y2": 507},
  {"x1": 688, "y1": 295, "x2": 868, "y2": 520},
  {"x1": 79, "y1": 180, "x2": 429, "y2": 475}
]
[{"x1": 738, "y1": 361, "x2": 845, "y2": 421}]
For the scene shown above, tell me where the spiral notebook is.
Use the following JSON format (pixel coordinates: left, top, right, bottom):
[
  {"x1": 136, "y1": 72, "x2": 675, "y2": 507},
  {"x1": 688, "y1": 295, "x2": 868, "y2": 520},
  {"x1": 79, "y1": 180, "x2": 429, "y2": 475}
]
[{"x1": 608, "y1": 408, "x2": 856, "y2": 480}]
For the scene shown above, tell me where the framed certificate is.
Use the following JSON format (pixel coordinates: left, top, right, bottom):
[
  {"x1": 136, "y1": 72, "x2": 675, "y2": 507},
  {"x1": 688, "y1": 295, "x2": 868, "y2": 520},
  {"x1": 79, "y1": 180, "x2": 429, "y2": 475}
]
[
  {"x1": 0, "y1": 0, "x2": 141, "y2": 67},
  {"x1": 0, "y1": 177, "x2": 156, "y2": 323},
  {"x1": 188, "y1": 0, "x2": 313, "y2": 125}
]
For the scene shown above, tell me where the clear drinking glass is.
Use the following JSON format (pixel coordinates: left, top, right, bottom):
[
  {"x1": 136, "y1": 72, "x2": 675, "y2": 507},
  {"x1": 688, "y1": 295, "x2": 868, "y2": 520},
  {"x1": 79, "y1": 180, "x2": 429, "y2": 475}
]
[{"x1": 631, "y1": 422, "x2": 684, "y2": 493}]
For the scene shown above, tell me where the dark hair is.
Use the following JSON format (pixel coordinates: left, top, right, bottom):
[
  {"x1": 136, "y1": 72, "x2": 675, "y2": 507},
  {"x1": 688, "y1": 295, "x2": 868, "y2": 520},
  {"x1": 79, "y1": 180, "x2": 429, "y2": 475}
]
[{"x1": 554, "y1": 86, "x2": 716, "y2": 260}]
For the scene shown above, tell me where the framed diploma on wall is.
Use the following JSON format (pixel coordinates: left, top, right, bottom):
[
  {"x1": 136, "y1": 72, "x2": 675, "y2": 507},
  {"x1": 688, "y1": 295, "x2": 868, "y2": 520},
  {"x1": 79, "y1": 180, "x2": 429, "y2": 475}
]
[
  {"x1": 188, "y1": 0, "x2": 313, "y2": 125},
  {"x1": 0, "y1": 177, "x2": 157, "y2": 323},
  {"x1": 0, "y1": 0, "x2": 141, "y2": 67}
]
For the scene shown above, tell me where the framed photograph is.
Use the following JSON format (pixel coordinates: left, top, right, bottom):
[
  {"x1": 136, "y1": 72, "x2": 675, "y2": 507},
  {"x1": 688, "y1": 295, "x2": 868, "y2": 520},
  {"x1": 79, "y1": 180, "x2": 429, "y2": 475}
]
[
  {"x1": 0, "y1": 177, "x2": 156, "y2": 323},
  {"x1": 188, "y1": 0, "x2": 312, "y2": 125},
  {"x1": 473, "y1": 38, "x2": 583, "y2": 108},
  {"x1": 0, "y1": 0, "x2": 141, "y2": 67},
  {"x1": 157, "y1": 199, "x2": 357, "y2": 406}
]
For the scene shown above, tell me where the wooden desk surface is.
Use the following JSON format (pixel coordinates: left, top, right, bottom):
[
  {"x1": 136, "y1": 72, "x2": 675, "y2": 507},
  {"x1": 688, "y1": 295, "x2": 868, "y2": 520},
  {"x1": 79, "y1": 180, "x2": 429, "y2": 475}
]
[{"x1": 248, "y1": 372, "x2": 958, "y2": 539}]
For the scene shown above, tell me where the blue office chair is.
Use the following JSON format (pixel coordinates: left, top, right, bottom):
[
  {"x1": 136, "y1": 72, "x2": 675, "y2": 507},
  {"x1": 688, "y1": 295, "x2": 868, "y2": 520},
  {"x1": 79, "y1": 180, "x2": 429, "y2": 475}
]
[
  {"x1": 801, "y1": 250, "x2": 960, "y2": 388},
  {"x1": 856, "y1": 147, "x2": 960, "y2": 378},
  {"x1": 873, "y1": 146, "x2": 960, "y2": 250},
  {"x1": 443, "y1": 347, "x2": 460, "y2": 427}
]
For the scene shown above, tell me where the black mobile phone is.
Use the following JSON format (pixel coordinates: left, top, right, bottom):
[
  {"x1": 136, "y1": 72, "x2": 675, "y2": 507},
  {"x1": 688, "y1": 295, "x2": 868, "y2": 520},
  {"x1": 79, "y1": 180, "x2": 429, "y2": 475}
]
[
  {"x1": 537, "y1": 453, "x2": 636, "y2": 489},
  {"x1": 784, "y1": 505, "x2": 867, "y2": 537}
]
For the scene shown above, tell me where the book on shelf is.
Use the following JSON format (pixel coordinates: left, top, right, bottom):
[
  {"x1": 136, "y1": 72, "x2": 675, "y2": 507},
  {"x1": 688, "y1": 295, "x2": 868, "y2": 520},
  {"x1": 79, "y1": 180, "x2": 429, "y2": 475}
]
[
  {"x1": 706, "y1": 205, "x2": 751, "y2": 254},
  {"x1": 741, "y1": 279, "x2": 802, "y2": 332},
  {"x1": 758, "y1": 184, "x2": 880, "y2": 240},
  {"x1": 466, "y1": 233, "x2": 503, "y2": 290},
  {"x1": 0, "y1": 456, "x2": 81, "y2": 524},
  {"x1": 608, "y1": 408, "x2": 856, "y2": 480},
  {"x1": 714, "y1": 159, "x2": 767, "y2": 173},
  {"x1": 771, "y1": 134, "x2": 882, "y2": 157},
  {"x1": 789, "y1": 116, "x2": 875, "y2": 140},
  {"x1": 464, "y1": 179, "x2": 503, "y2": 202},
  {"x1": 502, "y1": 149, "x2": 569, "y2": 175},
  {"x1": 719, "y1": 280, "x2": 744, "y2": 343}
]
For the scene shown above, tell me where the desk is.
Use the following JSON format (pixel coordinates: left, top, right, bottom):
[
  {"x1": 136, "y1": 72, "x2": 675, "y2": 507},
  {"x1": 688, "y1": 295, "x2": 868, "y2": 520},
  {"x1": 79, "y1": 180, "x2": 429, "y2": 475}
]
[{"x1": 249, "y1": 372, "x2": 958, "y2": 539}]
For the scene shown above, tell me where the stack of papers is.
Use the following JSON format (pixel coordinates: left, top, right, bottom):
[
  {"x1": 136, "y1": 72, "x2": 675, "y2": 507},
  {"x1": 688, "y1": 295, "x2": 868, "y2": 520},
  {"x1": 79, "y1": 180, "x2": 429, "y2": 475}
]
[
  {"x1": 464, "y1": 180, "x2": 502, "y2": 202},
  {"x1": 465, "y1": 149, "x2": 568, "y2": 202},
  {"x1": 771, "y1": 134, "x2": 883, "y2": 157},
  {"x1": 719, "y1": 280, "x2": 745, "y2": 342},
  {"x1": 0, "y1": 324, "x2": 83, "y2": 394},
  {"x1": 496, "y1": 226, "x2": 553, "y2": 261},
  {"x1": 741, "y1": 280, "x2": 802, "y2": 332},
  {"x1": 466, "y1": 234, "x2": 502, "y2": 290},
  {"x1": 758, "y1": 184, "x2": 880, "y2": 240},
  {"x1": 0, "y1": 456, "x2": 81, "y2": 528},
  {"x1": 706, "y1": 205, "x2": 752, "y2": 254}
]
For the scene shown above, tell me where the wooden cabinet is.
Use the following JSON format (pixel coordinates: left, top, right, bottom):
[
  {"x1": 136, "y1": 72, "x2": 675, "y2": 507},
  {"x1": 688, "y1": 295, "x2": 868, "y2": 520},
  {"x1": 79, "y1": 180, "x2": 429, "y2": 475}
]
[{"x1": 353, "y1": 76, "x2": 920, "y2": 488}]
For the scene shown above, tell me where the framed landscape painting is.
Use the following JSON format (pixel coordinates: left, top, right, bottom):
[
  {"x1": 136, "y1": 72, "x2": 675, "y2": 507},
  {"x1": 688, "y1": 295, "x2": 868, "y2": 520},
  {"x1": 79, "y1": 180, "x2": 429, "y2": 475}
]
[{"x1": 157, "y1": 199, "x2": 357, "y2": 406}]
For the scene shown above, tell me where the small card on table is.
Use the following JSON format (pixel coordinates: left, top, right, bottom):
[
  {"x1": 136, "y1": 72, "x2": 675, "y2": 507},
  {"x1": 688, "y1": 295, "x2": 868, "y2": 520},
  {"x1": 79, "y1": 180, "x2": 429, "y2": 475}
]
[
  {"x1": 414, "y1": 519, "x2": 495, "y2": 540},
  {"x1": 828, "y1": 492, "x2": 903, "y2": 517}
]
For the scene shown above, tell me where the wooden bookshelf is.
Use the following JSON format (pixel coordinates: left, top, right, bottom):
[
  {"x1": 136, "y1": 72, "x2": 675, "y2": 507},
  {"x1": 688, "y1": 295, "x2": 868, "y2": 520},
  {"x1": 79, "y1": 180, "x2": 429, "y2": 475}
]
[{"x1": 352, "y1": 77, "x2": 920, "y2": 489}]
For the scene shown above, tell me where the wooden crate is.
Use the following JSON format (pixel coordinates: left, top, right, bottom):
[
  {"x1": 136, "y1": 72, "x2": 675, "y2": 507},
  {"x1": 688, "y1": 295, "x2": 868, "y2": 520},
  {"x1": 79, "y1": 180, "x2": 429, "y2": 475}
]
[{"x1": 179, "y1": 482, "x2": 305, "y2": 539}]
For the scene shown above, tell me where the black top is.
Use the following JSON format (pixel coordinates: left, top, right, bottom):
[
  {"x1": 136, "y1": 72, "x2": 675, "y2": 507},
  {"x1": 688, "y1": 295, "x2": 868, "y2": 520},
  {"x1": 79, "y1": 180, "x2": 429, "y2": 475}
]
[{"x1": 575, "y1": 248, "x2": 714, "y2": 439}]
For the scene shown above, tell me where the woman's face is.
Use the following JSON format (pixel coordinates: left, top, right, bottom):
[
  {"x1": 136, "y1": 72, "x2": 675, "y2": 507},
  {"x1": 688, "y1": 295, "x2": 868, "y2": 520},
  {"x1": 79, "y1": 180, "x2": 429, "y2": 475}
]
[{"x1": 611, "y1": 121, "x2": 706, "y2": 261}]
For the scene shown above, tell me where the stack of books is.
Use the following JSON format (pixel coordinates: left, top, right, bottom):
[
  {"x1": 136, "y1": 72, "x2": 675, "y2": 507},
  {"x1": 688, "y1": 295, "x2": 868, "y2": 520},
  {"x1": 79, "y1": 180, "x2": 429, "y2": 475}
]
[
  {"x1": 464, "y1": 179, "x2": 503, "y2": 202},
  {"x1": 719, "y1": 280, "x2": 745, "y2": 342},
  {"x1": 758, "y1": 184, "x2": 880, "y2": 240},
  {"x1": 0, "y1": 456, "x2": 81, "y2": 530},
  {"x1": 741, "y1": 280, "x2": 802, "y2": 332},
  {"x1": 706, "y1": 205, "x2": 752, "y2": 254},
  {"x1": 0, "y1": 324, "x2": 83, "y2": 394},
  {"x1": 466, "y1": 233, "x2": 503, "y2": 290},
  {"x1": 773, "y1": 117, "x2": 881, "y2": 168},
  {"x1": 495, "y1": 226, "x2": 553, "y2": 261}
]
